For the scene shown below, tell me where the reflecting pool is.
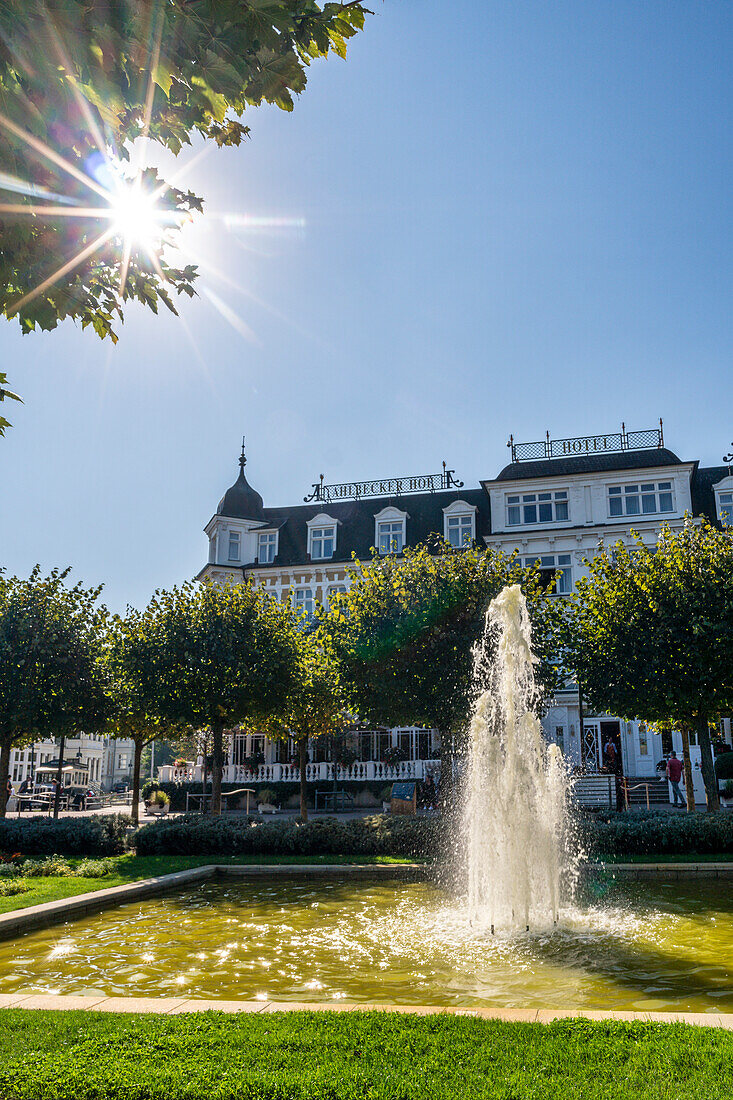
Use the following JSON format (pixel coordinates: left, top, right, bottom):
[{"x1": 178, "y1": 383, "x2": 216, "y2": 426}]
[{"x1": 2, "y1": 875, "x2": 733, "y2": 1011}]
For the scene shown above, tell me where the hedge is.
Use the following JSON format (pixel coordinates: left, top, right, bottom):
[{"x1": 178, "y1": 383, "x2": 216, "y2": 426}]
[
  {"x1": 134, "y1": 813, "x2": 443, "y2": 859},
  {"x1": 135, "y1": 809, "x2": 733, "y2": 860},
  {"x1": 715, "y1": 752, "x2": 733, "y2": 780},
  {"x1": 581, "y1": 809, "x2": 733, "y2": 857},
  {"x1": 0, "y1": 815, "x2": 130, "y2": 857}
]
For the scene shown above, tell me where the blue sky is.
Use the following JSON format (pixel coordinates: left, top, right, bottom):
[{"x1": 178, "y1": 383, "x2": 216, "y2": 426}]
[{"x1": 2, "y1": 0, "x2": 732, "y2": 612}]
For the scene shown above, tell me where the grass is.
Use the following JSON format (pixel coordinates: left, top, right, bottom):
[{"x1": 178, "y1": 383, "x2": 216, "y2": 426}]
[
  {"x1": 0, "y1": 1009, "x2": 730, "y2": 1099},
  {"x1": 0, "y1": 853, "x2": 416, "y2": 914}
]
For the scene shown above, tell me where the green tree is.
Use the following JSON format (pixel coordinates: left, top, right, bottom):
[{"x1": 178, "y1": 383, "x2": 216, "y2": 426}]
[
  {"x1": 568, "y1": 519, "x2": 733, "y2": 812},
  {"x1": 0, "y1": 374, "x2": 22, "y2": 437},
  {"x1": 0, "y1": 566, "x2": 108, "y2": 817},
  {"x1": 324, "y1": 540, "x2": 565, "y2": 798},
  {"x1": 0, "y1": 0, "x2": 367, "y2": 404},
  {"x1": 104, "y1": 609, "x2": 186, "y2": 825},
  {"x1": 131, "y1": 579, "x2": 300, "y2": 814},
  {"x1": 260, "y1": 629, "x2": 347, "y2": 820}
]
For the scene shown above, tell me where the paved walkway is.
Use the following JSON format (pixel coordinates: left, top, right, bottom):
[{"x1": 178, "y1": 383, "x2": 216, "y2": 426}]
[{"x1": 0, "y1": 993, "x2": 729, "y2": 1027}]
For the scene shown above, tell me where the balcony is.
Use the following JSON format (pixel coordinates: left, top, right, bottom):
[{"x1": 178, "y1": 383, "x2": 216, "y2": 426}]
[{"x1": 222, "y1": 759, "x2": 440, "y2": 785}]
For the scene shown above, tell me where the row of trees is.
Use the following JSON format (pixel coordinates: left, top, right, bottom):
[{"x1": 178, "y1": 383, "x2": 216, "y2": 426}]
[
  {"x1": 1, "y1": 518, "x2": 731, "y2": 821},
  {"x1": 0, "y1": 572, "x2": 344, "y2": 823}
]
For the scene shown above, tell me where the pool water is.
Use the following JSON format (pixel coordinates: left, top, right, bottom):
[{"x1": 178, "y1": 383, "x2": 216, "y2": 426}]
[{"x1": 2, "y1": 876, "x2": 733, "y2": 1011}]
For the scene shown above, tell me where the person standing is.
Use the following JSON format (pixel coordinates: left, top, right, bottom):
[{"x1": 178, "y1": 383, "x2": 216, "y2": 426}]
[{"x1": 666, "y1": 751, "x2": 685, "y2": 807}]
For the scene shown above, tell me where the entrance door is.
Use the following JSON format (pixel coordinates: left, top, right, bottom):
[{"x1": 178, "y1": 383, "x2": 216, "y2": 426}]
[
  {"x1": 600, "y1": 720, "x2": 623, "y2": 774},
  {"x1": 582, "y1": 722, "x2": 601, "y2": 771}
]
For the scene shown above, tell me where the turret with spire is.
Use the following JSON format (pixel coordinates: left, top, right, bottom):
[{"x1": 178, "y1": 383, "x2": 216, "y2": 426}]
[{"x1": 217, "y1": 437, "x2": 265, "y2": 520}]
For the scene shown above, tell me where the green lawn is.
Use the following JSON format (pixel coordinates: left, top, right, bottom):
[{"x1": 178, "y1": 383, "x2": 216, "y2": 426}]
[
  {"x1": 0, "y1": 1010, "x2": 729, "y2": 1099},
  {"x1": 0, "y1": 853, "x2": 416, "y2": 914}
]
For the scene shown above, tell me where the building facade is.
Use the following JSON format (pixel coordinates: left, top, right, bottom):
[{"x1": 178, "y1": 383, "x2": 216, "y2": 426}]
[
  {"x1": 10, "y1": 735, "x2": 136, "y2": 791},
  {"x1": 197, "y1": 426, "x2": 733, "y2": 786}
]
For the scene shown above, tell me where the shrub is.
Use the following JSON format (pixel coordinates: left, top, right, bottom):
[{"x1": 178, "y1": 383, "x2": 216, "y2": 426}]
[
  {"x1": 134, "y1": 813, "x2": 445, "y2": 860},
  {"x1": 582, "y1": 809, "x2": 733, "y2": 857},
  {"x1": 256, "y1": 788, "x2": 276, "y2": 805},
  {"x1": 0, "y1": 880, "x2": 30, "y2": 897},
  {"x1": 141, "y1": 780, "x2": 161, "y2": 801},
  {"x1": 0, "y1": 816, "x2": 130, "y2": 857},
  {"x1": 715, "y1": 752, "x2": 733, "y2": 780},
  {"x1": 150, "y1": 790, "x2": 170, "y2": 807},
  {"x1": 0, "y1": 864, "x2": 22, "y2": 879},
  {"x1": 21, "y1": 855, "x2": 74, "y2": 877},
  {"x1": 75, "y1": 858, "x2": 114, "y2": 878}
]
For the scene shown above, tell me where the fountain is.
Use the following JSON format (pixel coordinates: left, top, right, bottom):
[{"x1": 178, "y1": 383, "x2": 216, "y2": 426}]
[{"x1": 465, "y1": 584, "x2": 573, "y2": 932}]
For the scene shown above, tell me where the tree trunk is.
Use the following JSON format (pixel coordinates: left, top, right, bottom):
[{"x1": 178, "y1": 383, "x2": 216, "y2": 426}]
[
  {"x1": 131, "y1": 739, "x2": 143, "y2": 827},
  {"x1": 211, "y1": 722, "x2": 224, "y2": 816},
  {"x1": 298, "y1": 736, "x2": 309, "y2": 822},
  {"x1": 53, "y1": 734, "x2": 66, "y2": 820},
  {"x1": 679, "y1": 724, "x2": 696, "y2": 813},
  {"x1": 0, "y1": 740, "x2": 12, "y2": 819},
  {"x1": 696, "y1": 713, "x2": 720, "y2": 812}
]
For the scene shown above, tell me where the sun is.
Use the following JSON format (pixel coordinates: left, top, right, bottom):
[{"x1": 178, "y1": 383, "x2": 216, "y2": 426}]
[{"x1": 108, "y1": 179, "x2": 167, "y2": 252}]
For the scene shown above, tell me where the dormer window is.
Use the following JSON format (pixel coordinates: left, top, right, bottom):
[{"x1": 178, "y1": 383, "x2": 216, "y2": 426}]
[
  {"x1": 258, "y1": 531, "x2": 277, "y2": 564},
  {"x1": 442, "y1": 500, "x2": 477, "y2": 547},
  {"x1": 378, "y1": 521, "x2": 404, "y2": 554},
  {"x1": 507, "y1": 490, "x2": 568, "y2": 526},
  {"x1": 306, "y1": 513, "x2": 339, "y2": 561},
  {"x1": 310, "y1": 525, "x2": 336, "y2": 560},
  {"x1": 374, "y1": 507, "x2": 408, "y2": 555},
  {"x1": 227, "y1": 531, "x2": 241, "y2": 562}
]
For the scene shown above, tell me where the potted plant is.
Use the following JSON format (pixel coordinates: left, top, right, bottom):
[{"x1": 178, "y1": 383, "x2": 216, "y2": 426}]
[
  {"x1": 145, "y1": 789, "x2": 170, "y2": 816},
  {"x1": 721, "y1": 780, "x2": 733, "y2": 808}
]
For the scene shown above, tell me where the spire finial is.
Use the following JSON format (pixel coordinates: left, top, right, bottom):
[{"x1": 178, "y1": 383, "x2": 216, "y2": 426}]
[{"x1": 239, "y1": 436, "x2": 246, "y2": 470}]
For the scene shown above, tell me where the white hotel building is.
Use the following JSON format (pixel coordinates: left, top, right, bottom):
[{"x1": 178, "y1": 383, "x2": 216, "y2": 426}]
[{"x1": 195, "y1": 425, "x2": 733, "y2": 791}]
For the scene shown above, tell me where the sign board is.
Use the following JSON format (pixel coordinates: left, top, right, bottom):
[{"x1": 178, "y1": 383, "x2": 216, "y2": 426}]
[{"x1": 390, "y1": 781, "x2": 416, "y2": 816}]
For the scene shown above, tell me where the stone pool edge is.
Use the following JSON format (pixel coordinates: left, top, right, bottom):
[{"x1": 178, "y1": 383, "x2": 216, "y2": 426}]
[
  {"x1": 0, "y1": 858, "x2": 730, "y2": 943},
  {"x1": 0, "y1": 993, "x2": 730, "y2": 1029},
  {"x1": 0, "y1": 863, "x2": 427, "y2": 941}
]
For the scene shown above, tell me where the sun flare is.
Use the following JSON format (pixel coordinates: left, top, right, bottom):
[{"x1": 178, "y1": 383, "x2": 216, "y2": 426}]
[{"x1": 108, "y1": 180, "x2": 166, "y2": 252}]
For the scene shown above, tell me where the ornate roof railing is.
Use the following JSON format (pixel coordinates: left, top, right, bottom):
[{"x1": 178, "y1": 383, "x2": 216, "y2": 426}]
[
  {"x1": 507, "y1": 421, "x2": 665, "y2": 464},
  {"x1": 304, "y1": 462, "x2": 464, "y2": 504}
]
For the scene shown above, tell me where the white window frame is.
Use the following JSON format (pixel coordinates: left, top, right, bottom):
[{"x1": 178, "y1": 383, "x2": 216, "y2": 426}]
[
  {"x1": 294, "y1": 587, "x2": 315, "y2": 619},
  {"x1": 713, "y1": 477, "x2": 733, "y2": 526},
  {"x1": 374, "y1": 507, "x2": 407, "y2": 555},
  {"x1": 257, "y1": 530, "x2": 278, "y2": 564},
  {"x1": 442, "y1": 500, "x2": 477, "y2": 547},
  {"x1": 306, "y1": 513, "x2": 339, "y2": 561},
  {"x1": 326, "y1": 584, "x2": 347, "y2": 610},
  {"x1": 607, "y1": 480, "x2": 674, "y2": 518},
  {"x1": 506, "y1": 489, "x2": 569, "y2": 527},
  {"x1": 522, "y1": 553, "x2": 573, "y2": 595},
  {"x1": 227, "y1": 530, "x2": 241, "y2": 562}
]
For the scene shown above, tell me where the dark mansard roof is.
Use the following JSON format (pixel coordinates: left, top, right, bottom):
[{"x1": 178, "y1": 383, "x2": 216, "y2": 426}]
[{"x1": 247, "y1": 487, "x2": 491, "y2": 568}]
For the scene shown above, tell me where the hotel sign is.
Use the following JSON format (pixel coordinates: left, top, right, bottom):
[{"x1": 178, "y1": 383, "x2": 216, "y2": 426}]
[
  {"x1": 508, "y1": 423, "x2": 664, "y2": 464},
  {"x1": 304, "y1": 465, "x2": 464, "y2": 504}
]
